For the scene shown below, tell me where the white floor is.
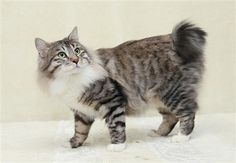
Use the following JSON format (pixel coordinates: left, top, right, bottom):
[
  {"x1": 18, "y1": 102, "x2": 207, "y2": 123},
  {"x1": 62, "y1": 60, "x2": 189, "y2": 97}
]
[{"x1": 1, "y1": 113, "x2": 236, "y2": 163}]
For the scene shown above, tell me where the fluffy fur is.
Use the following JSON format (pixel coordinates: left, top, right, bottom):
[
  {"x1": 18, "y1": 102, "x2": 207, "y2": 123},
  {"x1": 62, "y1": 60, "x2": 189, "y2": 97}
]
[{"x1": 35, "y1": 21, "x2": 207, "y2": 151}]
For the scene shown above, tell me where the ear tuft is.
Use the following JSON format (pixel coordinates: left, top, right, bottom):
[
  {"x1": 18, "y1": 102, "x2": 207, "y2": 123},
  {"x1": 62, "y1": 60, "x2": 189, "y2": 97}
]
[
  {"x1": 68, "y1": 27, "x2": 78, "y2": 42},
  {"x1": 35, "y1": 38, "x2": 48, "y2": 56}
]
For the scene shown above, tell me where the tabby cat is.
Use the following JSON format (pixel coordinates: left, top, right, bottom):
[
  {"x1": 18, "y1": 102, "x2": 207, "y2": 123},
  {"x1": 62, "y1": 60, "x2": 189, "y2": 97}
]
[{"x1": 35, "y1": 21, "x2": 206, "y2": 151}]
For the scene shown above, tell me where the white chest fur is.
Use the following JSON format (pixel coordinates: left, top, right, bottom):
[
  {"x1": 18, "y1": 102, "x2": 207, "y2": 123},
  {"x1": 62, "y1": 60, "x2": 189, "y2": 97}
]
[{"x1": 49, "y1": 65, "x2": 107, "y2": 118}]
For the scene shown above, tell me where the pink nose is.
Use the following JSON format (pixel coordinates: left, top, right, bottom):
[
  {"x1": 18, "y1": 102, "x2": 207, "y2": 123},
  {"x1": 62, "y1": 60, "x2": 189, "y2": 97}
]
[{"x1": 70, "y1": 57, "x2": 79, "y2": 64}]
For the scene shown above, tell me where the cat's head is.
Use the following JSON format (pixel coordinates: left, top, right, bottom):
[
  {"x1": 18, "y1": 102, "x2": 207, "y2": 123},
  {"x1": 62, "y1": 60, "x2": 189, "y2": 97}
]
[{"x1": 35, "y1": 27, "x2": 92, "y2": 79}]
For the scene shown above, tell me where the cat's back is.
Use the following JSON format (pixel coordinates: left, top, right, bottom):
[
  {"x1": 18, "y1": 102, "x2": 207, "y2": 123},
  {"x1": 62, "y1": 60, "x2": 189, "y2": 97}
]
[
  {"x1": 97, "y1": 34, "x2": 174, "y2": 59},
  {"x1": 115, "y1": 34, "x2": 172, "y2": 50}
]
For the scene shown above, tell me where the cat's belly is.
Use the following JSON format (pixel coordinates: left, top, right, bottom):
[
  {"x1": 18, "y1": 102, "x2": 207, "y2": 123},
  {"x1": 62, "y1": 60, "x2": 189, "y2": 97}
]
[{"x1": 126, "y1": 94, "x2": 166, "y2": 115}]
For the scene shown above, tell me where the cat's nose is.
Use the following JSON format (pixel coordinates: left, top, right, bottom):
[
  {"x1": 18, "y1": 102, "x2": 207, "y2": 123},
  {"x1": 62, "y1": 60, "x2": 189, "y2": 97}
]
[{"x1": 70, "y1": 57, "x2": 79, "y2": 64}]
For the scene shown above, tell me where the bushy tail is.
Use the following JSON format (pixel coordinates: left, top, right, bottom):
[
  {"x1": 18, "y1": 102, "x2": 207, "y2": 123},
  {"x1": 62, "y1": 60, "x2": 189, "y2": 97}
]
[{"x1": 172, "y1": 21, "x2": 207, "y2": 63}]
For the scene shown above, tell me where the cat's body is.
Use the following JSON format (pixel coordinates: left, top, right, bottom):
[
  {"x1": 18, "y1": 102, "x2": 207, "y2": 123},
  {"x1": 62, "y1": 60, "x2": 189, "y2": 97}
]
[
  {"x1": 35, "y1": 21, "x2": 206, "y2": 151},
  {"x1": 97, "y1": 34, "x2": 180, "y2": 115}
]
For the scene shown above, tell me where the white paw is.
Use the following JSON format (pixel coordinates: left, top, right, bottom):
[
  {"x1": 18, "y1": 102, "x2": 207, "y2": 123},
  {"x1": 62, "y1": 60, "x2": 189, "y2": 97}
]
[
  {"x1": 171, "y1": 133, "x2": 190, "y2": 143},
  {"x1": 107, "y1": 143, "x2": 126, "y2": 152},
  {"x1": 148, "y1": 129, "x2": 161, "y2": 137}
]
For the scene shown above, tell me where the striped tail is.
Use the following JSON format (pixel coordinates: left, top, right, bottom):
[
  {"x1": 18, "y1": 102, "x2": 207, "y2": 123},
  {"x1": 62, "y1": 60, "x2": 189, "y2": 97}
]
[{"x1": 172, "y1": 21, "x2": 207, "y2": 63}]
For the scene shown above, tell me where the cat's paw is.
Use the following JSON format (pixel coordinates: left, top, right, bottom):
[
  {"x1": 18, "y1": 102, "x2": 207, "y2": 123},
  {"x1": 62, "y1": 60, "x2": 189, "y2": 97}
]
[
  {"x1": 69, "y1": 136, "x2": 82, "y2": 148},
  {"x1": 147, "y1": 129, "x2": 161, "y2": 137},
  {"x1": 107, "y1": 143, "x2": 126, "y2": 152},
  {"x1": 171, "y1": 133, "x2": 190, "y2": 143}
]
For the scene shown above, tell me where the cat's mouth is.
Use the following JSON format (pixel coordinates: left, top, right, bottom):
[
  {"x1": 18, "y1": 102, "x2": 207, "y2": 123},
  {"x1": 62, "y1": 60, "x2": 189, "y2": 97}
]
[{"x1": 62, "y1": 60, "x2": 89, "y2": 73}]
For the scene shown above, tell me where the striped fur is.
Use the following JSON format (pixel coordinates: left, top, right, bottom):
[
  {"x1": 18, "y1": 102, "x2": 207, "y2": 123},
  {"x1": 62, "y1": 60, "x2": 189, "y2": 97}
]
[
  {"x1": 35, "y1": 21, "x2": 207, "y2": 150},
  {"x1": 35, "y1": 27, "x2": 127, "y2": 149},
  {"x1": 97, "y1": 21, "x2": 206, "y2": 139}
]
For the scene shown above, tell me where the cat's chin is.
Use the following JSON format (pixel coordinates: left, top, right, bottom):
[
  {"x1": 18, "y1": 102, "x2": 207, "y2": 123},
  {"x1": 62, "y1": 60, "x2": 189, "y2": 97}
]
[
  {"x1": 66, "y1": 68, "x2": 80, "y2": 74},
  {"x1": 57, "y1": 67, "x2": 80, "y2": 76}
]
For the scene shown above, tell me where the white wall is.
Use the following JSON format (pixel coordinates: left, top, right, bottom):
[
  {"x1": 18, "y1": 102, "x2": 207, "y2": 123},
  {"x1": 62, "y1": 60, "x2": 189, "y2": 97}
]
[{"x1": 1, "y1": 0, "x2": 235, "y2": 122}]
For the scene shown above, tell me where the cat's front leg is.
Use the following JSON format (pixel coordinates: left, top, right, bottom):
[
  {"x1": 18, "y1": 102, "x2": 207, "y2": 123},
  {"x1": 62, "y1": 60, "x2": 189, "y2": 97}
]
[
  {"x1": 104, "y1": 107, "x2": 126, "y2": 152},
  {"x1": 70, "y1": 111, "x2": 94, "y2": 148}
]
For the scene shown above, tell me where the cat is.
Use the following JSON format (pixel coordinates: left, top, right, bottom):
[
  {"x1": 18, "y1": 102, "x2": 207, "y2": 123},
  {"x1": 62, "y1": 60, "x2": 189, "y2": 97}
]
[{"x1": 35, "y1": 21, "x2": 206, "y2": 151}]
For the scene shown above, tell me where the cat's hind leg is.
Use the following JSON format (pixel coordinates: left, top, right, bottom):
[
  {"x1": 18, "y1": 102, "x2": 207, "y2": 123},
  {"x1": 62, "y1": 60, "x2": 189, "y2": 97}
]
[
  {"x1": 160, "y1": 82, "x2": 198, "y2": 142},
  {"x1": 70, "y1": 111, "x2": 94, "y2": 148},
  {"x1": 149, "y1": 107, "x2": 178, "y2": 137},
  {"x1": 171, "y1": 107, "x2": 196, "y2": 142},
  {"x1": 167, "y1": 97, "x2": 197, "y2": 142}
]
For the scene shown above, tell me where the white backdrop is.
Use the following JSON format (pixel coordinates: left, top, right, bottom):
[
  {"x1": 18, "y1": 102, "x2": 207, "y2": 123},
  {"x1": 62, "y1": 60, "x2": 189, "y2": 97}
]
[{"x1": 1, "y1": 0, "x2": 235, "y2": 122}]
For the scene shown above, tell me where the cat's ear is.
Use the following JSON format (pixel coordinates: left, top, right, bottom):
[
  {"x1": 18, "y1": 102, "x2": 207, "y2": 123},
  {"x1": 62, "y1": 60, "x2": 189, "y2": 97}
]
[
  {"x1": 35, "y1": 38, "x2": 49, "y2": 57},
  {"x1": 68, "y1": 27, "x2": 78, "y2": 42}
]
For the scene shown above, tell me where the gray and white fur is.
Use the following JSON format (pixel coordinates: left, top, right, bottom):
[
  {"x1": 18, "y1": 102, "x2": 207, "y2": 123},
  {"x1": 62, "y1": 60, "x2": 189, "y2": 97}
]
[{"x1": 35, "y1": 21, "x2": 207, "y2": 151}]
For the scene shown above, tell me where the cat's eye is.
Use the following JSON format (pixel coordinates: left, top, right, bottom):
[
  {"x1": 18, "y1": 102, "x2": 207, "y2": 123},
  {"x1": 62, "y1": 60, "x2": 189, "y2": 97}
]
[
  {"x1": 75, "y1": 48, "x2": 80, "y2": 54},
  {"x1": 57, "y1": 52, "x2": 67, "y2": 58}
]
